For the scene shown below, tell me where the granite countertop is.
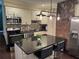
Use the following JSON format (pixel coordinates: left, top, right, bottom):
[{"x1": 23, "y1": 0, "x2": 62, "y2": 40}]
[{"x1": 15, "y1": 35, "x2": 65, "y2": 55}]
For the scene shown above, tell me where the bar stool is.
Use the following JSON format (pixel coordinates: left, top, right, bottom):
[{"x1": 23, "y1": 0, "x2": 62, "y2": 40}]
[
  {"x1": 53, "y1": 42, "x2": 64, "y2": 59},
  {"x1": 34, "y1": 45, "x2": 53, "y2": 59}
]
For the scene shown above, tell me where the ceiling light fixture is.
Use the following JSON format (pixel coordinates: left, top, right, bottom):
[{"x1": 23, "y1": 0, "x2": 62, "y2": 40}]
[
  {"x1": 36, "y1": 0, "x2": 46, "y2": 20},
  {"x1": 47, "y1": 0, "x2": 56, "y2": 20},
  {"x1": 36, "y1": 11, "x2": 46, "y2": 20},
  {"x1": 57, "y1": 14, "x2": 60, "y2": 21}
]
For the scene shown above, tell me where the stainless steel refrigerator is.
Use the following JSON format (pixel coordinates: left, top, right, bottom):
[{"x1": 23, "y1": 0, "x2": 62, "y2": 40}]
[{"x1": 67, "y1": 17, "x2": 79, "y2": 58}]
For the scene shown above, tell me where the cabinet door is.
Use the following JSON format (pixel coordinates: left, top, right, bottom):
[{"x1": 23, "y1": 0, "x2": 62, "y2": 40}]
[
  {"x1": 15, "y1": 44, "x2": 23, "y2": 59},
  {"x1": 22, "y1": 51, "x2": 38, "y2": 59},
  {"x1": 28, "y1": 54, "x2": 38, "y2": 59},
  {"x1": 15, "y1": 44, "x2": 38, "y2": 59},
  {"x1": 22, "y1": 51, "x2": 29, "y2": 59}
]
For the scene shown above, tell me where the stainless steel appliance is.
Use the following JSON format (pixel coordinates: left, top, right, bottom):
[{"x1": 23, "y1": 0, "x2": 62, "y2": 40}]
[{"x1": 67, "y1": 17, "x2": 79, "y2": 58}]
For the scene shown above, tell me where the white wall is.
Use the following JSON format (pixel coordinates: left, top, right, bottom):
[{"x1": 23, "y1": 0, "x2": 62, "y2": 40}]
[{"x1": 5, "y1": 6, "x2": 32, "y2": 24}]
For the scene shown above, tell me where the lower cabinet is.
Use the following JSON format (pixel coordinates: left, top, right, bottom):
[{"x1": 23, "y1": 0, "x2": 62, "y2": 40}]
[
  {"x1": 15, "y1": 44, "x2": 23, "y2": 59},
  {"x1": 15, "y1": 44, "x2": 38, "y2": 59},
  {"x1": 23, "y1": 52, "x2": 38, "y2": 59}
]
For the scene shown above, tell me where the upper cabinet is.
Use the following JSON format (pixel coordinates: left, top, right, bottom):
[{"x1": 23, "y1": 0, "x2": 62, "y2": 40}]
[{"x1": 6, "y1": 17, "x2": 22, "y2": 31}]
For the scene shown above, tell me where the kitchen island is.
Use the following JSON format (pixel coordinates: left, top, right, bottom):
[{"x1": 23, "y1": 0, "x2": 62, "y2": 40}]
[{"x1": 15, "y1": 35, "x2": 65, "y2": 59}]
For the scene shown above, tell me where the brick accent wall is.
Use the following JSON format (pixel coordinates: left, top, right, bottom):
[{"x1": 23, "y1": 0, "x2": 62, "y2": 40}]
[{"x1": 56, "y1": 0, "x2": 77, "y2": 39}]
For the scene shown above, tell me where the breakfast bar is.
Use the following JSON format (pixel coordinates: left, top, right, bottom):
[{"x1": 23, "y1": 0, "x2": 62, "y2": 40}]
[{"x1": 15, "y1": 35, "x2": 65, "y2": 59}]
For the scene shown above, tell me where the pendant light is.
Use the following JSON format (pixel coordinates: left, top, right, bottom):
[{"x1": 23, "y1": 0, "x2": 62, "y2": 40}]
[
  {"x1": 57, "y1": 16, "x2": 60, "y2": 21},
  {"x1": 36, "y1": 0, "x2": 46, "y2": 20},
  {"x1": 57, "y1": 14, "x2": 60, "y2": 21},
  {"x1": 36, "y1": 11, "x2": 46, "y2": 20},
  {"x1": 47, "y1": 0, "x2": 55, "y2": 20}
]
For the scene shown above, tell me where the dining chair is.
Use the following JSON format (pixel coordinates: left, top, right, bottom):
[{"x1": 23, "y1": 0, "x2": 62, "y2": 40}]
[{"x1": 34, "y1": 45, "x2": 53, "y2": 59}]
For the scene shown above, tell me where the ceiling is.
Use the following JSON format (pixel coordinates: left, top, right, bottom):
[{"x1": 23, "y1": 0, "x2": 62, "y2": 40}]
[
  {"x1": 5, "y1": 0, "x2": 65, "y2": 10},
  {"x1": 18, "y1": 0, "x2": 64, "y2": 4}
]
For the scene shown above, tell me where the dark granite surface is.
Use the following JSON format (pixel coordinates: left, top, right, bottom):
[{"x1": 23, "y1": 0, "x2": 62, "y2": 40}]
[{"x1": 15, "y1": 35, "x2": 64, "y2": 55}]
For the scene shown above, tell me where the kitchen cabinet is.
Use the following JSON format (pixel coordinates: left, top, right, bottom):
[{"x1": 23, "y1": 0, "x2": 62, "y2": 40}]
[
  {"x1": 15, "y1": 44, "x2": 23, "y2": 59},
  {"x1": 15, "y1": 44, "x2": 38, "y2": 59}
]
